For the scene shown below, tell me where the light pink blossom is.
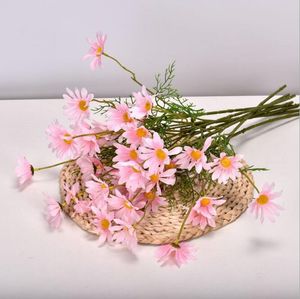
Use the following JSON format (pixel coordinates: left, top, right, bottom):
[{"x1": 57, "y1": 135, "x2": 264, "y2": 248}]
[
  {"x1": 45, "y1": 196, "x2": 63, "y2": 230},
  {"x1": 15, "y1": 156, "x2": 33, "y2": 185},
  {"x1": 76, "y1": 156, "x2": 104, "y2": 182},
  {"x1": 249, "y1": 183, "x2": 283, "y2": 223},
  {"x1": 187, "y1": 196, "x2": 226, "y2": 229},
  {"x1": 46, "y1": 121, "x2": 78, "y2": 159},
  {"x1": 175, "y1": 137, "x2": 212, "y2": 173},
  {"x1": 140, "y1": 132, "x2": 182, "y2": 173},
  {"x1": 85, "y1": 175, "x2": 109, "y2": 206},
  {"x1": 113, "y1": 219, "x2": 138, "y2": 251},
  {"x1": 112, "y1": 143, "x2": 141, "y2": 163},
  {"x1": 63, "y1": 88, "x2": 94, "y2": 123},
  {"x1": 74, "y1": 200, "x2": 92, "y2": 214},
  {"x1": 115, "y1": 161, "x2": 148, "y2": 192},
  {"x1": 64, "y1": 182, "x2": 80, "y2": 205},
  {"x1": 107, "y1": 103, "x2": 135, "y2": 132},
  {"x1": 83, "y1": 32, "x2": 107, "y2": 70},
  {"x1": 122, "y1": 125, "x2": 150, "y2": 145},
  {"x1": 143, "y1": 191, "x2": 167, "y2": 213},
  {"x1": 131, "y1": 86, "x2": 153, "y2": 119},
  {"x1": 156, "y1": 242, "x2": 196, "y2": 267},
  {"x1": 109, "y1": 190, "x2": 143, "y2": 224},
  {"x1": 91, "y1": 206, "x2": 117, "y2": 245},
  {"x1": 146, "y1": 168, "x2": 177, "y2": 194},
  {"x1": 210, "y1": 152, "x2": 243, "y2": 184}
]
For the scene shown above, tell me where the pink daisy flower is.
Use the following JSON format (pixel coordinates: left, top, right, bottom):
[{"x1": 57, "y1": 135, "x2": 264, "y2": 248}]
[
  {"x1": 249, "y1": 183, "x2": 283, "y2": 223},
  {"x1": 74, "y1": 200, "x2": 92, "y2": 215},
  {"x1": 46, "y1": 121, "x2": 78, "y2": 159},
  {"x1": 143, "y1": 191, "x2": 167, "y2": 213},
  {"x1": 156, "y1": 242, "x2": 196, "y2": 267},
  {"x1": 74, "y1": 122, "x2": 100, "y2": 157},
  {"x1": 15, "y1": 156, "x2": 34, "y2": 185},
  {"x1": 210, "y1": 152, "x2": 243, "y2": 184},
  {"x1": 83, "y1": 32, "x2": 107, "y2": 70},
  {"x1": 131, "y1": 86, "x2": 153, "y2": 119},
  {"x1": 112, "y1": 143, "x2": 141, "y2": 163},
  {"x1": 91, "y1": 206, "x2": 117, "y2": 245},
  {"x1": 113, "y1": 219, "x2": 138, "y2": 251},
  {"x1": 146, "y1": 168, "x2": 177, "y2": 194},
  {"x1": 76, "y1": 156, "x2": 104, "y2": 182},
  {"x1": 140, "y1": 132, "x2": 182, "y2": 173},
  {"x1": 107, "y1": 103, "x2": 135, "y2": 132},
  {"x1": 63, "y1": 88, "x2": 94, "y2": 123},
  {"x1": 45, "y1": 196, "x2": 63, "y2": 230},
  {"x1": 187, "y1": 196, "x2": 226, "y2": 229},
  {"x1": 109, "y1": 190, "x2": 143, "y2": 224},
  {"x1": 175, "y1": 137, "x2": 212, "y2": 173},
  {"x1": 122, "y1": 125, "x2": 150, "y2": 145},
  {"x1": 115, "y1": 161, "x2": 148, "y2": 192},
  {"x1": 85, "y1": 175, "x2": 109, "y2": 205},
  {"x1": 64, "y1": 182, "x2": 80, "y2": 205}
]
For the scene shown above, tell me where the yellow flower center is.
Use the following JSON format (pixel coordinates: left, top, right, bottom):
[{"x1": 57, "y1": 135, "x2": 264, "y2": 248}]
[
  {"x1": 123, "y1": 112, "x2": 133, "y2": 123},
  {"x1": 96, "y1": 46, "x2": 102, "y2": 57},
  {"x1": 136, "y1": 127, "x2": 148, "y2": 138},
  {"x1": 100, "y1": 183, "x2": 107, "y2": 189},
  {"x1": 150, "y1": 173, "x2": 159, "y2": 183},
  {"x1": 124, "y1": 200, "x2": 133, "y2": 209},
  {"x1": 165, "y1": 161, "x2": 177, "y2": 170},
  {"x1": 145, "y1": 101, "x2": 152, "y2": 111},
  {"x1": 100, "y1": 219, "x2": 110, "y2": 230},
  {"x1": 190, "y1": 149, "x2": 202, "y2": 160},
  {"x1": 200, "y1": 197, "x2": 211, "y2": 207},
  {"x1": 63, "y1": 133, "x2": 73, "y2": 145},
  {"x1": 220, "y1": 156, "x2": 232, "y2": 168},
  {"x1": 256, "y1": 194, "x2": 269, "y2": 205},
  {"x1": 129, "y1": 149, "x2": 138, "y2": 160},
  {"x1": 145, "y1": 191, "x2": 156, "y2": 201},
  {"x1": 155, "y1": 148, "x2": 167, "y2": 160},
  {"x1": 78, "y1": 99, "x2": 88, "y2": 111}
]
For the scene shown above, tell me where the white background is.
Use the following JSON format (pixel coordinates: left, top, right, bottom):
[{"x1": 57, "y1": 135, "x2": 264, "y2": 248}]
[{"x1": 0, "y1": 0, "x2": 299, "y2": 99}]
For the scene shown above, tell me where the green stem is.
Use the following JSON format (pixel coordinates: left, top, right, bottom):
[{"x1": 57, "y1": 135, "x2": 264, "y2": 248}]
[
  {"x1": 240, "y1": 169, "x2": 260, "y2": 193},
  {"x1": 34, "y1": 158, "x2": 77, "y2": 172}
]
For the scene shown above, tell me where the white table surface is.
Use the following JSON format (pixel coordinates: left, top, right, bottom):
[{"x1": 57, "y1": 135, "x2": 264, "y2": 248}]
[{"x1": 0, "y1": 96, "x2": 299, "y2": 299}]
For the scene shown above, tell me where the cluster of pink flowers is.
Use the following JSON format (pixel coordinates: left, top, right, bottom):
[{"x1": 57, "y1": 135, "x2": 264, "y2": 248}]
[{"x1": 15, "y1": 32, "x2": 284, "y2": 267}]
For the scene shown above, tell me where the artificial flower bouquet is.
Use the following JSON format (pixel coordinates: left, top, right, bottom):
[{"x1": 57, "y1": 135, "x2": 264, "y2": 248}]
[{"x1": 16, "y1": 33, "x2": 299, "y2": 267}]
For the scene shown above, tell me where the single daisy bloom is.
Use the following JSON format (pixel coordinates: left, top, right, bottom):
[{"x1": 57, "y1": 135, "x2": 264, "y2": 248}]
[
  {"x1": 91, "y1": 206, "x2": 117, "y2": 245},
  {"x1": 143, "y1": 191, "x2": 167, "y2": 213},
  {"x1": 63, "y1": 88, "x2": 94, "y2": 123},
  {"x1": 113, "y1": 219, "x2": 138, "y2": 251},
  {"x1": 146, "y1": 168, "x2": 177, "y2": 194},
  {"x1": 122, "y1": 125, "x2": 150, "y2": 145},
  {"x1": 187, "y1": 196, "x2": 226, "y2": 229},
  {"x1": 131, "y1": 86, "x2": 153, "y2": 119},
  {"x1": 74, "y1": 200, "x2": 92, "y2": 215},
  {"x1": 76, "y1": 156, "x2": 104, "y2": 182},
  {"x1": 210, "y1": 152, "x2": 243, "y2": 184},
  {"x1": 45, "y1": 196, "x2": 63, "y2": 230},
  {"x1": 109, "y1": 190, "x2": 143, "y2": 224},
  {"x1": 156, "y1": 242, "x2": 196, "y2": 267},
  {"x1": 115, "y1": 161, "x2": 148, "y2": 192},
  {"x1": 175, "y1": 137, "x2": 212, "y2": 173},
  {"x1": 15, "y1": 156, "x2": 34, "y2": 185},
  {"x1": 46, "y1": 121, "x2": 78, "y2": 159},
  {"x1": 83, "y1": 32, "x2": 107, "y2": 70},
  {"x1": 85, "y1": 175, "x2": 109, "y2": 205},
  {"x1": 64, "y1": 182, "x2": 80, "y2": 205},
  {"x1": 107, "y1": 103, "x2": 135, "y2": 132},
  {"x1": 112, "y1": 143, "x2": 141, "y2": 163},
  {"x1": 140, "y1": 132, "x2": 182, "y2": 173},
  {"x1": 249, "y1": 183, "x2": 283, "y2": 223}
]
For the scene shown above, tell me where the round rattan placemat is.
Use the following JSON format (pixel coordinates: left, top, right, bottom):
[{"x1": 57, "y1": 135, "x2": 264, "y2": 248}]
[{"x1": 59, "y1": 162, "x2": 254, "y2": 245}]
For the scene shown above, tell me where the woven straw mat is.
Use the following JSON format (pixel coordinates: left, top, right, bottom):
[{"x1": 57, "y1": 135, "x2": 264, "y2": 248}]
[{"x1": 59, "y1": 162, "x2": 254, "y2": 245}]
